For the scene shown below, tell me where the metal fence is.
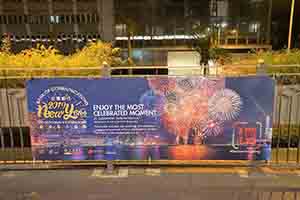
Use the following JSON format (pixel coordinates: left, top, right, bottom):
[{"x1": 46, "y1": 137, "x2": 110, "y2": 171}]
[{"x1": 0, "y1": 66, "x2": 300, "y2": 164}]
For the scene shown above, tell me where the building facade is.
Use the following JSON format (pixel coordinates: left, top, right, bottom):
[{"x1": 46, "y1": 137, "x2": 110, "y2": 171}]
[
  {"x1": 0, "y1": 0, "x2": 114, "y2": 53},
  {"x1": 113, "y1": 0, "x2": 272, "y2": 66},
  {"x1": 115, "y1": 0, "x2": 272, "y2": 49},
  {"x1": 0, "y1": 0, "x2": 271, "y2": 53}
]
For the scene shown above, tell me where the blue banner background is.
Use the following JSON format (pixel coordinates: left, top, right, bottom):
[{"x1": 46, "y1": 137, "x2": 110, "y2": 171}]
[{"x1": 27, "y1": 77, "x2": 275, "y2": 161}]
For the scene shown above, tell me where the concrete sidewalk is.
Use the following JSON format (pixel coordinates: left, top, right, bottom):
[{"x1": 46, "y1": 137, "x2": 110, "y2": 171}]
[
  {"x1": 1, "y1": 162, "x2": 300, "y2": 178},
  {"x1": 1, "y1": 168, "x2": 300, "y2": 200}
]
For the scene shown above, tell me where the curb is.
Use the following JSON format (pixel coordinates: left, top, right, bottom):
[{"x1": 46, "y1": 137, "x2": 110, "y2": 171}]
[
  {"x1": 0, "y1": 161, "x2": 299, "y2": 171},
  {"x1": 1, "y1": 164, "x2": 300, "y2": 177},
  {"x1": 0, "y1": 161, "x2": 258, "y2": 171}
]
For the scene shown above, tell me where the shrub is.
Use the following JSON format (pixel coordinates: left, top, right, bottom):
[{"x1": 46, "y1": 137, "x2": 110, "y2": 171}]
[
  {"x1": 0, "y1": 37, "x2": 123, "y2": 78},
  {"x1": 256, "y1": 49, "x2": 300, "y2": 65}
]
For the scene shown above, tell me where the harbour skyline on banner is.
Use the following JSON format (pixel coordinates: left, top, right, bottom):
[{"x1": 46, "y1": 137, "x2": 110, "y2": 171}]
[{"x1": 27, "y1": 77, "x2": 275, "y2": 161}]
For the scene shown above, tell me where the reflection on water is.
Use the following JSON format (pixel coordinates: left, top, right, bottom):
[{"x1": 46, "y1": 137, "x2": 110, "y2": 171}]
[
  {"x1": 169, "y1": 146, "x2": 211, "y2": 160},
  {"x1": 32, "y1": 144, "x2": 271, "y2": 161}
]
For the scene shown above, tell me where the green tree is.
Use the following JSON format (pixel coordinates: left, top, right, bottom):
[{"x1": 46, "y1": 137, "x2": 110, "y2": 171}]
[
  {"x1": 191, "y1": 25, "x2": 232, "y2": 65},
  {"x1": 190, "y1": 24, "x2": 212, "y2": 65}
]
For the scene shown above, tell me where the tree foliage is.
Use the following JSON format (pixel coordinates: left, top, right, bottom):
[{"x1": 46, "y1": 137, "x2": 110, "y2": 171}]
[
  {"x1": 0, "y1": 41, "x2": 122, "y2": 69},
  {"x1": 256, "y1": 49, "x2": 300, "y2": 65},
  {"x1": 0, "y1": 36, "x2": 127, "y2": 87}
]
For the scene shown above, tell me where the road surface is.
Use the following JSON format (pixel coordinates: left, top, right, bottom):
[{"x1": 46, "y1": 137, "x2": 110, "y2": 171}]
[{"x1": 0, "y1": 167, "x2": 300, "y2": 200}]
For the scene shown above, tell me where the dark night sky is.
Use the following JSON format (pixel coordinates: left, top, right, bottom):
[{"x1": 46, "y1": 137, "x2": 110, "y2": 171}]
[{"x1": 272, "y1": 0, "x2": 300, "y2": 49}]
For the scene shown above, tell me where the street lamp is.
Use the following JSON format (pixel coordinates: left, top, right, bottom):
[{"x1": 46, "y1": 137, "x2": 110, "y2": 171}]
[
  {"x1": 231, "y1": 29, "x2": 237, "y2": 34},
  {"x1": 288, "y1": 0, "x2": 296, "y2": 52},
  {"x1": 221, "y1": 22, "x2": 227, "y2": 28}
]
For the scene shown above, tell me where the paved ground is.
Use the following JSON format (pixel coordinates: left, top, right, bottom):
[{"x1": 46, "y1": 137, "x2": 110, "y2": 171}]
[{"x1": 1, "y1": 167, "x2": 300, "y2": 200}]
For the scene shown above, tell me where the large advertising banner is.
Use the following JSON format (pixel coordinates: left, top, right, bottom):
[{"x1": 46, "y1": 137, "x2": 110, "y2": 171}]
[{"x1": 27, "y1": 77, "x2": 274, "y2": 161}]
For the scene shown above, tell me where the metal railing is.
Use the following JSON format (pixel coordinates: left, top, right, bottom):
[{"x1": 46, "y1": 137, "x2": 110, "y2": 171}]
[{"x1": 0, "y1": 66, "x2": 300, "y2": 164}]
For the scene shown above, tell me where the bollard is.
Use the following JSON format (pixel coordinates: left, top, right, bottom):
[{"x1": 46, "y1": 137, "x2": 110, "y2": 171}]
[
  {"x1": 276, "y1": 94, "x2": 283, "y2": 163},
  {"x1": 105, "y1": 160, "x2": 114, "y2": 174}
]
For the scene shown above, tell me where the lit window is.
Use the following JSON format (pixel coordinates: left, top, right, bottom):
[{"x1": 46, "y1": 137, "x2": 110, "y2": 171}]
[
  {"x1": 115, "y1": 24, "x2": 127, "y2": 36},
  {"x1": 249, "y1": 22, "x2": 260, "y2": 33},
  {"x1": 50, "y1": 15, "x2": 60, "y2": 24},
  {"x1": 210, "y1": 0, "x2": 228, "y2": 17}
]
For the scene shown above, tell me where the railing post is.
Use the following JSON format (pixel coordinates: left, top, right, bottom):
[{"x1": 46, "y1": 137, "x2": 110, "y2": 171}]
[
  {"x1": 3, "y1": 70, "x2": 14, "y2": 150},
  {"x1": 297, "y1": 97, "x2": 300, "y2": 163},
  {"x1": 281, "y1": 192, "x2": 285, "y2": 200},
  {"x1": 0, "y1": 128, "x2": 4, "y2": 151},
  {"x1": 268, "y1": 192, "x2": 273, "y2": 200},
  {"x1": 102, "y1": 62, "x2": 111, "y2": 78},
  {"x1": 148, "y1": 154, "x2": 152, "y2": 165},
  {"x1": 287, "y1": 96, "x2": 293, "y2": 162},
  {"x1": 17, "y1": 99, "x2": 25, "y2": 161},
  {"x1": 257, "y1": 59, "x2": 267, "y2": 75},
  {"x1": 276, "y1": 87, "x2": 283, "y2": 163}
]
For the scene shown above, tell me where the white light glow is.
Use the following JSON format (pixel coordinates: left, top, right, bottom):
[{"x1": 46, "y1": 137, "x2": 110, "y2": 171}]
[
  {"x1": 115, "y1": 35, "x2": 198, "y2": 41},
  {"x1": 221, "y1": 22, "x2": 227, "y2": 28}
]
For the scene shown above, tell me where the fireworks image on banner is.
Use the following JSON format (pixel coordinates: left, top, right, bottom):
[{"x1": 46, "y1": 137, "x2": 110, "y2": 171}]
[
  {"x1": 175, "y1": 78, "x2": 199, "y2": 94},
  {"x1": 147, "y1": 77, "x2": 231, "y2": 143},
  {"x1": 208, "y1": 89, "x2": 242, "y2": 122},
  {"x1": 194, "y1": 119, "x2": 223, "y2": 139},
  {"x1": 148, "y1": 78, "x2": 176, "y2": 95},
  {"x1": 164, "y1": 90, "x2": 180, "y2": 104},
  {"x1": 204, "y1": 121, "x2": 222, "y2": 137}
]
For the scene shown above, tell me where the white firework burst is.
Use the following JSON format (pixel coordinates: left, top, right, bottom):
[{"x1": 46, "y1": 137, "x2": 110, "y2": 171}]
[
  {"x1": 164, "y1": 90, "x2": 180, "y2": 104},
  {"x1": 202, "y1": 121, "x2": 222, "y2": 137},
  {"x1": 176, "y1": 77, "x2": 218, "y2": 92},
  {"x1": 208, "y1": 89, "x2": 242, "y2": 121},
  {"x1": 194, "y1": 120, "x2": 223, "y2": 138},
  {"x1": 164, "y1": 102, "x2": 178, "y2": 116},
  {"x1": 176, "y1": 78, "x2": 199, "y2": 92}
]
